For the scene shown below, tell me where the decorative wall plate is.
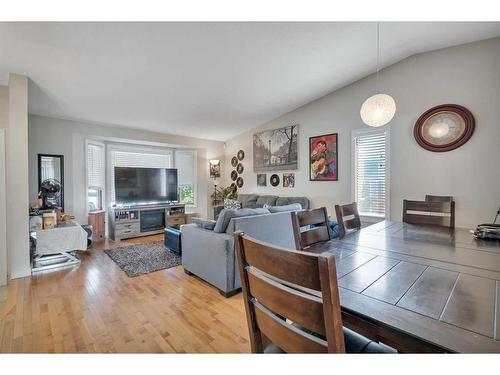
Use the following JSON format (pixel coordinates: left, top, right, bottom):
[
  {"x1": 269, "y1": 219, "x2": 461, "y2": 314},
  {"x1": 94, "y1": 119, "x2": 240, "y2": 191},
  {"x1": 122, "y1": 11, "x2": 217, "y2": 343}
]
[
  {"x1": 237, "y1": 150, "x2": 245, "y2": 161},
  {"x1": 230, "y1": 183, "x2": 237, "y2": 191},
  {"x1": 236, "y1": 177, "x2": 244, "y2": 188},
  {"x1": 231, "y1": 156, "x2": 238, "y2": 167},
  {"x1": 270, "y1": 174, "x2": 280, "y2": 187},
  {"x1": 414, "y1": 104, "x2": 475, "y2": 152},
  {"x1": 230, "y1": 170, "x2": 238, "y2": 181},
  {"x1": 236, "y1": 163, "x2": 244, "y2": 174}
]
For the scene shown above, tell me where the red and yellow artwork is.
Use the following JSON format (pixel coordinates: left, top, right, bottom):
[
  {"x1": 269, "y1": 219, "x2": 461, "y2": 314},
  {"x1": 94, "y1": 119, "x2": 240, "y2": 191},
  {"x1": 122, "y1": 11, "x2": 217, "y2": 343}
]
[{"x1": 309, "y1": 133, "x2": 338, "y2": 181}]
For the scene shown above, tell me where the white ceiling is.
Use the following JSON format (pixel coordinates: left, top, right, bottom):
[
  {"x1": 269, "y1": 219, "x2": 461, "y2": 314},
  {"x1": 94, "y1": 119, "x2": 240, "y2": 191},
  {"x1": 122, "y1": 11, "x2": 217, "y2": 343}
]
[{"x1": 1, "y1": 22, "x2": 500, "y2": 141}]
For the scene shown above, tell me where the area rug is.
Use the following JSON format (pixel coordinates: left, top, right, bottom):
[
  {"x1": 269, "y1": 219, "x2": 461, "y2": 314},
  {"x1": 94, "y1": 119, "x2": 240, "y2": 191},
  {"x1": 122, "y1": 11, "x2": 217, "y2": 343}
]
[{"x1": 104, "y1": 241, "x2": 181, "y2": 277}]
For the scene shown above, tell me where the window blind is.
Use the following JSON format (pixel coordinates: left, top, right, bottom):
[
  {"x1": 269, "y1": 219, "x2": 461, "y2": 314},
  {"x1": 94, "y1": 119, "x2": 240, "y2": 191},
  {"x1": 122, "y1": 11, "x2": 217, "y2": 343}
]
[
  {"x1": 87, "y1": 143, "x2": 105, "y2": 189},
  {"x1": 354, "y1": 131, "x2": 386, "y2": 217},
  {"x1": 175, "y1": 150, "x2": 196, "y2": 205},
  {"x1": 109, "y1": 150, "x2": 172, "y2": 202}
]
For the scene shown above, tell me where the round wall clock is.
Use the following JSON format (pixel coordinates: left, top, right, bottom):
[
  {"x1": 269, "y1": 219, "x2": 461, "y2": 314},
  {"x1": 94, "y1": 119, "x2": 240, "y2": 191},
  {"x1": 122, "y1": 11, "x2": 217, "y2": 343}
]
[
  {"x1": 414, "y1": 104, "x2": 475, "y2": 152},
  {"x1": 230, "y1": 170, "x2": 238, "y2": 181},
  {"x1": 236, "y1": 163, "x2": 244, "y2": 174},
  {"x1": 231, "y1": 156, "x2": 238, "y2": 167},
  {"x1": 236, "y1": 177, "x2": 244, "y2": 188},
  {"x1": 270, "y1": 174, "x2": 280, "y2": 187},
  {"x1": 237, "y1": 150, "x2": 245, "y2": 161}
]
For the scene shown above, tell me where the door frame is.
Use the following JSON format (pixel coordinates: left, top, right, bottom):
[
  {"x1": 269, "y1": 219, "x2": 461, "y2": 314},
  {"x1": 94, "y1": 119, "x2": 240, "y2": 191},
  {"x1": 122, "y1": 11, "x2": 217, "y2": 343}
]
[{"x1": 0, "y1": 129, "x2": 7, "y2": 285}]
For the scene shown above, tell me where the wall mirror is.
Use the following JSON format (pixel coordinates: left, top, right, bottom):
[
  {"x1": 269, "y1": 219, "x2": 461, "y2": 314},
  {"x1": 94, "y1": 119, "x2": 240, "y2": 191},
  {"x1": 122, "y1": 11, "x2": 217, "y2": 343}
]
[{"x1": 37, "y1": 154, "x2": 64, "y2": 211}]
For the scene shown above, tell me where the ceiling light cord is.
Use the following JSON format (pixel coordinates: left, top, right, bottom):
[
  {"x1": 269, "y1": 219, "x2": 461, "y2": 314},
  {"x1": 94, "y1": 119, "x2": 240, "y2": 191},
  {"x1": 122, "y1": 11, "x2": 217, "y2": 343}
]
[{"x1": 376, "y1": 21, "x2": 380, "y2": 94}]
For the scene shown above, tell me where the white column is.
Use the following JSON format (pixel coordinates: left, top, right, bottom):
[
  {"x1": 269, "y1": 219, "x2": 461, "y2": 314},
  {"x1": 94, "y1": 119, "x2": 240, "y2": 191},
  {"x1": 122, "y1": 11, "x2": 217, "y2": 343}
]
[{"x1": 7, "y1": 74, "x2": 30, "y2": 279}]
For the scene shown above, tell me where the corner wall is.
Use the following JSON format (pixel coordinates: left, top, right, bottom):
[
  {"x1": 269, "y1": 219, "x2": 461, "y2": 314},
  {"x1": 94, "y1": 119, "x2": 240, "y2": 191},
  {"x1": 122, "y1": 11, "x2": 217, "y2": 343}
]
[
  {"x1": 0, "y1": 86, "x2": 8, "y2": 285},
  {"x1": 224, "y1": 37, "x2": 500, "y2": 229}
]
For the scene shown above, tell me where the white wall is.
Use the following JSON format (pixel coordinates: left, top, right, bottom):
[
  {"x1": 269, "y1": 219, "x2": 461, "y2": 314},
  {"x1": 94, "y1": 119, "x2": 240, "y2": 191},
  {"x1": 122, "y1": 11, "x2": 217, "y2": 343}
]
[
  {"x1": 6, "y1": 74, "x2": 30, "y2": 279},
  {"x1": 224, "y1": 37, "x2": 500, "y2": 229},
  {"x1": 29, "y1": 115, "x2": 225, "y2": 224},
  {"x1": 0, "y1": 86, "x2": 8, "y2": 285}
]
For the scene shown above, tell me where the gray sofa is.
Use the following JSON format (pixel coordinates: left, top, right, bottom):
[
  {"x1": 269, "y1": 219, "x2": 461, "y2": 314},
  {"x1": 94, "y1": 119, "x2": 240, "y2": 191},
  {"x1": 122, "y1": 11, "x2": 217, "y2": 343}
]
[{"x1": 182, "y1": 196, "x2": 309, "y2": 297}]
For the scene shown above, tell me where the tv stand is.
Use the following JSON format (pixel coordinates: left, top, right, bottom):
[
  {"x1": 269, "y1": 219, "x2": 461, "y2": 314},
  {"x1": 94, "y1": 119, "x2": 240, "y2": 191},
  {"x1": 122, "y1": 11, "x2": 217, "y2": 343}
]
[{"x1": 109, "y1": 203, "x2": 186, "y2": 241}]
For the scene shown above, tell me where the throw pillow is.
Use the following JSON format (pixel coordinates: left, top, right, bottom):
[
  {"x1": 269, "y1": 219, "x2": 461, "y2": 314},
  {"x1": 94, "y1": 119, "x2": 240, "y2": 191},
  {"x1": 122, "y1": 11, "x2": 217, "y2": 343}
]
[
  {"x1": 269, "y1": 203, "x2": 303, "y2": 213},
  {"x1": 224, "y1": 199, "x2": 241, "y2": 210},
  {"x1": 192, "y1": 218, "x2": 217, "y2": 230}
]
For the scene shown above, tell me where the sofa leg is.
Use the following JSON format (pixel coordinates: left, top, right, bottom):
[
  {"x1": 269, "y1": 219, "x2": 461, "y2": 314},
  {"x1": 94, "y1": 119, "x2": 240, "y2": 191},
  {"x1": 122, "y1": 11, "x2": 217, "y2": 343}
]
[
  {"x1": 184, "y1": 269, "x2": 193, "y2": 276},
  {"x1": 218, "y1": 288, "x2": 241, "y2": 298}
]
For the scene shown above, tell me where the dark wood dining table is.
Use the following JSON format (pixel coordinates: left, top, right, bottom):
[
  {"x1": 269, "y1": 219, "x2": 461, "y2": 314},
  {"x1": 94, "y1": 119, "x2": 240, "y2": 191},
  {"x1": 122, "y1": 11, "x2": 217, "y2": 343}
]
[{"x1": 307, "y1": 220, "x2": 500, "y2": 353}]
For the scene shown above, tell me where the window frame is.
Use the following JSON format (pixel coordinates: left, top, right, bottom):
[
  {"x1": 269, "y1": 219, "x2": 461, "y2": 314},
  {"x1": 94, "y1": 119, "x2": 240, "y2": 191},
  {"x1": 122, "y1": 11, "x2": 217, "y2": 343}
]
[{"x1": 351, "y1": 127, "x2": 391, "y2": 222}]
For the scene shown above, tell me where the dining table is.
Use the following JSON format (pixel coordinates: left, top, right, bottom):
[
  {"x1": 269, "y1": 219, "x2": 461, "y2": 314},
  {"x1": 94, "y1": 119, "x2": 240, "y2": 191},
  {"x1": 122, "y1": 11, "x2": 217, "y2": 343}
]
[{"x1": 307, "y1": 220, "x2": 500, "y2": 353}]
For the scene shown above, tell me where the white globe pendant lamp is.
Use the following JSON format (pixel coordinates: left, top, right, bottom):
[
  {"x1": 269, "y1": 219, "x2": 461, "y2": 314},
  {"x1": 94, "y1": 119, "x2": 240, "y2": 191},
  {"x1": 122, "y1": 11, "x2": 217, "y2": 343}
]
[{"x1": 360, "y1": 22, "x2": 396, "y2": 127}]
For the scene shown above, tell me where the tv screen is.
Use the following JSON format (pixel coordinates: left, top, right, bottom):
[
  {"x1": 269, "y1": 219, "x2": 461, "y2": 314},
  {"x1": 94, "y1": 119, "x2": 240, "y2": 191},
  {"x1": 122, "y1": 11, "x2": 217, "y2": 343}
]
[{"x1": 114, "y1": 167, "x2": 178, "y2": 205}]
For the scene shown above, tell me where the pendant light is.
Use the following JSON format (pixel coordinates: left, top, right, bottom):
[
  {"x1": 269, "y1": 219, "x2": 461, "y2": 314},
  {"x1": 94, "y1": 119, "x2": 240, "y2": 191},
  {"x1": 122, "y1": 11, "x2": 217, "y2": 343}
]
[{"x1": 360, "y1": 22, "x2": 396, "y2": 127}]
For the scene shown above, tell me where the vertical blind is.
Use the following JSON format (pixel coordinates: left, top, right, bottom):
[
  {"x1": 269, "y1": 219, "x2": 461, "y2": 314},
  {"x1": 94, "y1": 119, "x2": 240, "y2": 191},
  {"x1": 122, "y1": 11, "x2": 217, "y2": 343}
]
[
  {"x1": 87, "y1": 143, "x2": 105, "y2": 189},
  {"x1": 175, "y1": 150, "x2": 196, "y2": 205},
  {"x1": 110, "y1": 150, "x2": 172, "y2": 202},
  {"x1": 354, "y1": 131, "x2": 387, "y2": 217}
]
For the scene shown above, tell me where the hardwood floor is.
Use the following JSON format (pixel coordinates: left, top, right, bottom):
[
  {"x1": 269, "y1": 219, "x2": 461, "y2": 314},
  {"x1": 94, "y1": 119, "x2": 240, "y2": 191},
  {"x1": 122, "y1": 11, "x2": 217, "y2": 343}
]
[{"x1": 0, "y1": 235, "x2": 250, "y2": 353}]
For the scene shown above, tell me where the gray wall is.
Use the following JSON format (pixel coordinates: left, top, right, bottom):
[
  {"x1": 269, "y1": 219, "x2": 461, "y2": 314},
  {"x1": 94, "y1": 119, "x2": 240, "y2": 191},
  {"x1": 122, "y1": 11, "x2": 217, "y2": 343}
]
[
  {"x1": 225, "y1": 37, "x2": 500, "y2": 228},
  {"x1": 29, "y1": 115, "x2": 225, "y2": 224}
]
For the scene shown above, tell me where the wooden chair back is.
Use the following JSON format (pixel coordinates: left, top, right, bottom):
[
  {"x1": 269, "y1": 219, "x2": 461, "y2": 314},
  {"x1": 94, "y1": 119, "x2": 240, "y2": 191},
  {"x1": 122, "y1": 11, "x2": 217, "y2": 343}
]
[
  {"x1": 234, "y1": 231, "x2": 345, "y2": 353},
  {"x1": 403, "y1": 199, "x2": 455, "y2": 228},
  {"x1": 291, "y1": 207, "x2": 331, "y2": 249},
  {"x1": 335, "y1": 202, "x2": 362, "y2": 239},
  {"x1": 425, "y1": 195, "x2": 454, "y2": 203}
]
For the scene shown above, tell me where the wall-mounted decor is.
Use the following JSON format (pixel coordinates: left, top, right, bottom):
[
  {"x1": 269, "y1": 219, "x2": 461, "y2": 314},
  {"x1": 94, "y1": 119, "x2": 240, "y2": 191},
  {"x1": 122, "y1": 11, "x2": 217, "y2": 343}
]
[
  {"x1": 231, "y1": 156, "x2": 238, "y2": 167},
  {"x1": 257, "y1": 173, "x2": 267, "y2": 187},
  {"x1": 230, "y1": 182, "x2": 237, "y2": 191},
  {"x1": 236, "y1": 177, "x2": 244, "y2": 188},
  {"x1": 237, "y1": 150, "x2": 245, "y2": 161},
  {"x1": 309, "y1": 133, "x2": 338, "y2": 181},
  {"x1": 236, "y1": 163, "x2": 244, "y2": 174},
  {"x1": 414, "y1": 104, "x2": 475, "y2": 152},
  {"x1": 253, "y1": 125, "x2": 298, "y2": 172},
  {"x1": 209, "y1": 159, "x2": 221, "y2": 178},
  {"x1": 231, "y1": 170, "x2": 238, "y2": 181},
  {"x1": 283, "y1": 173, "x2": 295, "y2": 188},
  {"x1": 270, "y1": 174, "x2": 280, "y2": 187}
]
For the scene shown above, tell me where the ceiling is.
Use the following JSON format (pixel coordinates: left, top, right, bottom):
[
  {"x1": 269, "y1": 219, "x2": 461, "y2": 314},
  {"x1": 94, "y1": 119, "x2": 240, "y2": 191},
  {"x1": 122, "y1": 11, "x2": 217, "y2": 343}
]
[{"x1": 1, "y1": 22, "x2": 500, "y2": 141}]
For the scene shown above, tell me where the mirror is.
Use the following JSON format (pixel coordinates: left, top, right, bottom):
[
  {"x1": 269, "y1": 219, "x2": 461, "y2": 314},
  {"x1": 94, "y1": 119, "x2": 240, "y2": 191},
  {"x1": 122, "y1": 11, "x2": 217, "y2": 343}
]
[{"x1": 38, "y1": 154, "x2": 64, "y2": 211}]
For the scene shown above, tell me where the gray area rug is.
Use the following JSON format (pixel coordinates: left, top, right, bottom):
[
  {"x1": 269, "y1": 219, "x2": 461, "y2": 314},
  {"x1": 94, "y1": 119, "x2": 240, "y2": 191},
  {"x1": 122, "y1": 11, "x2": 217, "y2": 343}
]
[{"x1": 104, "y1": 241, "x2": 181, "y2": 277}]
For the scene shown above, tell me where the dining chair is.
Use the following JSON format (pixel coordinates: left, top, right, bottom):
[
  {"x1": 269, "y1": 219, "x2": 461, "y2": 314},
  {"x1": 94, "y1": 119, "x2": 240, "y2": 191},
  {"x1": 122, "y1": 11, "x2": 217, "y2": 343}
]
[
  {"x1": 334, "y1": 202, "x2": 362, "y2": 239},
  {"x1": 234, "y1": 231, "x2": 394, "y2": 353},
  {"x1": 403, "y1": 199, "x2": 455, "y2": 228},
  {"x1": 291, "y1": 207, "x2": 331, "y2": 249},
  {"x1": 425, "y1": 195, "x2": 454, "y2": 203}
]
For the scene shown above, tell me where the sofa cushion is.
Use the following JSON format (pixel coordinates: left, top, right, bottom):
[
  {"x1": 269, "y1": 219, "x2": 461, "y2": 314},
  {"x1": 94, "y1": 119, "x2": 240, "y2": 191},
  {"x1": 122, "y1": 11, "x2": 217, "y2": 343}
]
[
  {"x1": 237, "y1": 194, "x2": 259, "y2": 208},
  {"x1": 269, "y1": 203, "x2": 303, "y2": 213},
  {"x1": 191, "y1": 218, "x2": 217, "y2": 230},
  {"x1": 214, "y1": 208, "x2": 270, "y2": 233},
  {"x1": 275, "y1": 197, "x2": 310, "y2": 209},
  {"x1": 256, "y1": 195, "x2": 279, "y2": 208}
]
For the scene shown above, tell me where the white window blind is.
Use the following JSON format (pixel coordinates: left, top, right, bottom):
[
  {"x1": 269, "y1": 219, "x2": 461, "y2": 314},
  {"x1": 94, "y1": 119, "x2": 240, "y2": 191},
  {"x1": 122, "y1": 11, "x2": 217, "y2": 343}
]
[
  {"x1": 175, "y1": 150, "x2": 196, "y2": 206},
  {"x1": 354, "y1": 130, "x2": 387, "y2": 217},
  {"x1": 87, "y1": 143, "x2": 105, "y2": 189},
  {"x1": 110, "y1": 149, "x2": 172, "y2": 202}
]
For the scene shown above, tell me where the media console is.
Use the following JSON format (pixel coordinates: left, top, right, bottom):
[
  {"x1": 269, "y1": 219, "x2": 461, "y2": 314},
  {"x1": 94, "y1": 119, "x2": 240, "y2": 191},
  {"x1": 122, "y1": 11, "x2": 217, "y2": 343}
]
[{"x1": 109, "y1": 203, "x2": 186, "y2": 241}]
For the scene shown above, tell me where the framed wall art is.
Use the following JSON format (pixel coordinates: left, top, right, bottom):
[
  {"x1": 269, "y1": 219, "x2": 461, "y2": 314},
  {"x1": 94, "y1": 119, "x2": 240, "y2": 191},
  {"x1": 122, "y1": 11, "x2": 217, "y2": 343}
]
[
  {"x1": 253, "y1": 124, "x2": 298, "y2": 172},
  {"x1": 309, "y1": 133, "x2": 338, "y2": 181}
]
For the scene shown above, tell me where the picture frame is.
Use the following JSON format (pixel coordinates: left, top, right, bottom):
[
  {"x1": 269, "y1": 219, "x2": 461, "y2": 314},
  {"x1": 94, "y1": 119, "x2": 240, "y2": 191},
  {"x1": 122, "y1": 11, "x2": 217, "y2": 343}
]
[
  {"x1": 309, "y1": 133, "x2": 338, "y2": 181},
  {"x1": 253, "y1": 125, "x2": 298, "y2": 172}
]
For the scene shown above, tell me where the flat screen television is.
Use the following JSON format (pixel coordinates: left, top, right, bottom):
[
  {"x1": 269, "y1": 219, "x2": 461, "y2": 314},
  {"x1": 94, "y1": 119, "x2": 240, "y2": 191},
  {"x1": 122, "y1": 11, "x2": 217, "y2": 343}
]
[{"x1": 114, "y1": 167, "x2": 178, "y2": 205}]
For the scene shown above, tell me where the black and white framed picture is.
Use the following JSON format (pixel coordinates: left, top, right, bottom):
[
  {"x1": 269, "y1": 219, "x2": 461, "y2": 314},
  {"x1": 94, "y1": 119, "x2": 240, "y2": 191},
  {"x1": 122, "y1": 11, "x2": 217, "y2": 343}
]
[
  {"x1": 253, "y1": 124, "x2": 298, "y2": 172},
  {"x1": 257, "y1": 173, "x2": 267, "y2": 187}
]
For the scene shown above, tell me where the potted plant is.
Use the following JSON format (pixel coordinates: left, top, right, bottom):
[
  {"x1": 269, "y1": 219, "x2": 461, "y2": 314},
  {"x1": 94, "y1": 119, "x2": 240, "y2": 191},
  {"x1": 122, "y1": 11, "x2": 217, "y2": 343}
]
[{"x1": 211, "y1": 185, "x2": 237, "y2": 207}]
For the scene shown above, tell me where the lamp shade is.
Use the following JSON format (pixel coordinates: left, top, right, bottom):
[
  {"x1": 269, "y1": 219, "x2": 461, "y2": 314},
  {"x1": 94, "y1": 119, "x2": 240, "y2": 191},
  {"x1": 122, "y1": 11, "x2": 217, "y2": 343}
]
[
  {"x1": 360, "y1": 93, "x2": 396, "y2": 127},
  {"x1": 209, "y1": 159, "x2": 221, "y2": 178}
]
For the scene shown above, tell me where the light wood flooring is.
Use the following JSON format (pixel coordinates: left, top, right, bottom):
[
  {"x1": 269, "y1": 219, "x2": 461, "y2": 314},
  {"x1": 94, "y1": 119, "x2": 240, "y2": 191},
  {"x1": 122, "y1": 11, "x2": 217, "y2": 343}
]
[{"x1": 0, "y1": 235, "x2": 250, "y2": 353}]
